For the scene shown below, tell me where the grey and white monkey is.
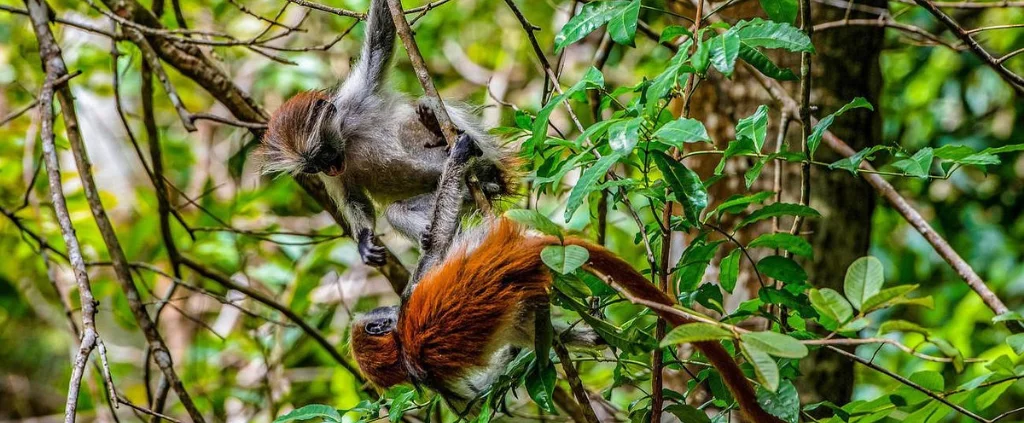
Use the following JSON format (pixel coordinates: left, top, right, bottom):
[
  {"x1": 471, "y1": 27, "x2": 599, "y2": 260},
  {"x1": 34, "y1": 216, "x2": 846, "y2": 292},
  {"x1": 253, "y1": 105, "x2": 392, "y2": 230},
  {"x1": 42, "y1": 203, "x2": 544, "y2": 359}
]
[{"x1": 257, "y1": 0, "x2": 519, "y2": 265}]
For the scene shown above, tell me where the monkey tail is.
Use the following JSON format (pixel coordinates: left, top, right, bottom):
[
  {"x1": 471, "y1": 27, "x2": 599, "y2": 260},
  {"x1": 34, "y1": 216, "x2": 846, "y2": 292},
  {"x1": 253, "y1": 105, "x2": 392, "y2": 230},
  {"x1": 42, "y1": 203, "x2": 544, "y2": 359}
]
[{"x1": 558, "y1": 237, "x2": 782, "y2": 423}]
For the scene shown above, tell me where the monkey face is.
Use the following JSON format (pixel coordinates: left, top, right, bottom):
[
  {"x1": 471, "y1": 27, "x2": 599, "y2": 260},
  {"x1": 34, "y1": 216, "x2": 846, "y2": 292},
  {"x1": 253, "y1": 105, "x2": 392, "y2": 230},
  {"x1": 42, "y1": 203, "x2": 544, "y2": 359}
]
[
  {"x1": 258, "y1": 90, "x2": 347, "y2": 176},
  {"x1": 350, "y1": 306, "x2": 408, "y2": 388}
]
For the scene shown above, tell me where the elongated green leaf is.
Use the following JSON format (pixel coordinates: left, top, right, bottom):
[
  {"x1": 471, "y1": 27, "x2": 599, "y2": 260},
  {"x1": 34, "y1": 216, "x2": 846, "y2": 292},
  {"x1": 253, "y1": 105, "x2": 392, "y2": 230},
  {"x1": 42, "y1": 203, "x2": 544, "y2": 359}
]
[
  {"x1": 652, "y1": 151, "x2": 708, "y2": 226},
  {"x1": 738, "y1": 202, "x2": 821, "y2": 229},
  {"x1": 808, "y1": 97, "x2": 873, "y2": 157},
  {"x1": 274, "y1": 405, "x2": 342, "y2": 423},
  {"x1": 809, "y1": 288, "x2": 853, "y2": 324},
  {"x1": 504, "y1": 209, "x2": 562, "y2": 239},
  {"x1": 661, "y1": 323, "x2": 733, "y2": 346},
  {"x1": 713, "y1": 191, "x2": 775, "y2": 217},
  {"x1": 828, "y1": 145, "x2": 888, "y2": 173},
  {"x1": 844, "y1": 256, "x2": 884, "y2": 311},
  {"x1": 709, "y1": 32, "x2": 740, "y2": 77},
  {"x1": 665, "y1": 404, "x2": 712, "y2": 423},
  {"x1": 736, "y1": 105, "x2": 770, "y2": 151},
  {"x1": 861, "y1": 284, "x2": 918, "y2": 312},
  {"x1": 748, "y1": 233, "x2": 813, "y2": 258},
  {"x1": 741, "y1": 341, "x2": 780, "y2": 391},
  {"x1": 646, "y1": 42, "x2": 694, "y2": 113},
  {"x1": 526, "y1": 361, "x2": 557, "y2": 412},
  {"x1": 388, "y1": 389, "x2": 417, "y2": 423},
  {"x1": 877, "y1": 319, "x2": 929, "y2": 335},
  {"x1": 756, "y1": 255, "x2": 807, "y2": 284},
  {"x1": 934, "y1": 144, "x2": 1000, "y2": 166},
  {"x1": 720, "y1": 248, "x2": 742, "y2": 294},
  {"x1": 654, "y1": 118, "x2": 711, "y2": 147},
  {"x1": 554, "y1": 1, "x2": 631, "y2": 52},
  {"x1": 739, "y1": 44, "x2": 797, "y2": 81},
  {"x1": 541, "y1": 245, "x2": 590, "y2": 274},
  {"x1": 531, "y1": 68, "x2": 604, "y2": 146},
  {"x1": 759, "y1": 0, "x2": 797, "y2": 24},
  {"x1": 741, "y1": 331, "x2": 808, "y2": 358},
  {"x1": 607, "y1": 0, "x2": 640, "y2": 46},
  {"x1": 735, "y1": 19, "x2": 814, "y2": 52},
  {"x1": 564, "y1": 152, "x2": 620, "y2": 222},
  {"x1": 609, "y1": 117, "x2": 643, "y2": 154}
]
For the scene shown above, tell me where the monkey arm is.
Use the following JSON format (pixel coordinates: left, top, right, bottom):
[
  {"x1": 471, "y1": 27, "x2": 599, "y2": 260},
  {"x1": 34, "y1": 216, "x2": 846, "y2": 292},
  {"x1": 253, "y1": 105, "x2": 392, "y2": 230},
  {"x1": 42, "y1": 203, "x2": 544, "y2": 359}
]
[
  {"x1": 405, "y1": 133, "x2": 481, "y2": 298},
  {"x1": 339, "y1": 182, "x2": 386, "y2": 266}
]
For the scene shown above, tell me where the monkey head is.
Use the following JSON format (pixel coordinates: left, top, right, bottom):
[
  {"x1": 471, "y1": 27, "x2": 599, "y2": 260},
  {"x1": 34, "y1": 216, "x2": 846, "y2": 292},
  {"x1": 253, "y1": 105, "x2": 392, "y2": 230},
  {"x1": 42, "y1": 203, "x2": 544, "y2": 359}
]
[
  {"x1": 350, "y1": 305, "x2": 409, "y2": 388},
  {"x1": 258, "y1": 90, "x2": 347, "y2": 177}
]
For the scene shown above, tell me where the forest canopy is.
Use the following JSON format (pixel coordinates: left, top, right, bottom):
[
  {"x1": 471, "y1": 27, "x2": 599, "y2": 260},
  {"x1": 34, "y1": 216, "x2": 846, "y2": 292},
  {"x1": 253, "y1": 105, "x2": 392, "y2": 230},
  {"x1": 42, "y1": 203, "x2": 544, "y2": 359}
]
[{"x1": 0, "y1": 0, "x2": 1023, "y2": 422}]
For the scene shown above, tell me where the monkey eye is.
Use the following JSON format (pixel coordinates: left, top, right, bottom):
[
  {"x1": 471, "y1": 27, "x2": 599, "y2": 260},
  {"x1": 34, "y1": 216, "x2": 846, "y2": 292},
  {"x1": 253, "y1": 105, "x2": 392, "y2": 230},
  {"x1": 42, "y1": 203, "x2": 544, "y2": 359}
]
[{"x1": 364, "y1": 317, "x2": 396, "y2": 336}]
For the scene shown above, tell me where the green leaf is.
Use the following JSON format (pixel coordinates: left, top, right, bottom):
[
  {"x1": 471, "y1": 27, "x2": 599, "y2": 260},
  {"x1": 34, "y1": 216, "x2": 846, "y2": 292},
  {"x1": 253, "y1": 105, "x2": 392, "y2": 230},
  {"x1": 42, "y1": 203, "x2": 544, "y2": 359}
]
[
  {"x1": 609, "y1": 117, "x2": 643, "y2": 155},
  {"x1": 741, "y1": 331, "x2": 808, "y2": 358},
  {"x1": 541, "y1": 245, "x2": 590, "y2": 274},
  {"x1": 977, "y1": 380, "x2": 1015, "y2": 409},
  {"x1": 877, "y1": 319, "x2": 929, "y2": 335},
  {"x1": 994, "y1": 311, "x2": 1023, "y2": 323},
  {"x1": 665, "y1": 404, "x2": 712, "y2": 423},
  {"x1": 809, "y1": 288, "x2": 853, "y2": 324},
  {"x1": 274, "y1": 405, "x2": 343, "y2": 423},
  {"x1": 1007, "y1": 333, "x2": 1024, "y2": 356},
  {"x1": 738, "y1": 202, "x2": 821, "y2": 229},
  {"x1": 646, "y1": 43, "x2": 693, "y2": 112},
  {"x1": 828, "y1": 145, "x2": 888, "y2": 173},
  {"x1": 693, "y1": 37, "x2": 711, "y2": 74},
  {"x1": 708, "y1": 32, "x2": 741, "y2": 77},
  {"x1": 652, "y1": 151, "x2": 708, "y2": 226},
  {"x1": 712, "y1": 191, "x2": 775, "y2": 217},
  {"x1": 759, "y1": 0, "x2": 797, "y2": 24},
  {"x1": 736, "y1": 105, "x2": 770, "y2": 151},
  {"x1": 747, "y1": 233, "x2": 813, "y2": 258},
  {"x1": 719, "y1": 248, "x2": 742, "y2": 294},
  {"x1": 757, "y1": 380, "x2": 800, "y2": 423},
  {"x1": 504, "y1": 209, "x2": 562, "y2": 240},
  {"x1": 607, "y1": 0, "x2": 641, "y2": 46},
  {"x1": 526, "y1": 361, "x2": 557, "y2": 412},
  {"x1": 531, "y1": 68, "x2": 604, "y2": 146},
  {"x1": 564, "y1": 152, "x2": 620, "y2": 222},
  {"x1": 861, "y1": 284, "x2": 918, "y2": 312},
  {"x1": 744, "y1": 156, "x2": 769, "y2": 188},
  {"x1": 660, "y1": 25, "x2": 691, "y2": 43},
  {"x1": 661, "y1": 323, "x2": 733, "y2": 346},
  {"x1": 741, "y1": 341, "x2": 780, "y2": 391},
  {"x1": 838, "y1": 317, "x2": 869, "y2": 333},
  {"x1": 891, "y1": 148, "x2": 933, "y2": 178},
  {"x1": 735, "y1": 19, "x2": 814, "y2": 52},
  {"x1": 554, "y1": 1, "x2": 631, "y2": 52},
  {"x1": 756, "y1": 256, "x2": 807, "y2": 284},
  {"x1": 654, "y1": 118, "x2": 712, "y2": 147},
  {"x1": 844, "y1": 256, "x2": 884, "y2": 311},
  {"x1": 388, "y1": 389, "x2": 417, "y2": 423},
  {"x1": 738, "y1": 44, "x2": 797, "y2": 81},
  {"x1": 808, "y1": 97, "x2": 873, "y2": 157},
  {"x1": 934, "y1": 144, "x2": 1000, "y2": 166}
]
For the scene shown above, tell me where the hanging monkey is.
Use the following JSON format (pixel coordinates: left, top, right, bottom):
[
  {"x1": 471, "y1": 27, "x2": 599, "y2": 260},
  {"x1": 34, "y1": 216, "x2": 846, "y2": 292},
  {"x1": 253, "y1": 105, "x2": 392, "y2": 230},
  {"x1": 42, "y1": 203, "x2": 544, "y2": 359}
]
[
  {"x1": 349, "y1": 137, "x2": 780, "y2": 422},
  {"x1": 256, "y1": 0, "x2": 518, "y2": 266}
]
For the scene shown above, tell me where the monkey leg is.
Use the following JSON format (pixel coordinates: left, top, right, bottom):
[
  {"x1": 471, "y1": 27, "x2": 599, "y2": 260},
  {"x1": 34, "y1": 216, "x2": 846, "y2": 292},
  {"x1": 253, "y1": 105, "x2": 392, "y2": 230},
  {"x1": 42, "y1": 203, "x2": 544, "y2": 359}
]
[{"x1": 384, "y1": 193, "x2": 434, "y2": 242}]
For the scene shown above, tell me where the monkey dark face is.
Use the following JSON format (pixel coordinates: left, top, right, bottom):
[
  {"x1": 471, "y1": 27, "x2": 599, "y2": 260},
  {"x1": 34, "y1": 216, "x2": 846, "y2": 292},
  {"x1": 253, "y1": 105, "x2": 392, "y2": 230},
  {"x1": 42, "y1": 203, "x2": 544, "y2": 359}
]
[
  {"x1": 259, "y1": 91, "x2": 347, "y2": 176},
  {"x1": 351, "y1": 305, "x2": 408, "y2": 388}
]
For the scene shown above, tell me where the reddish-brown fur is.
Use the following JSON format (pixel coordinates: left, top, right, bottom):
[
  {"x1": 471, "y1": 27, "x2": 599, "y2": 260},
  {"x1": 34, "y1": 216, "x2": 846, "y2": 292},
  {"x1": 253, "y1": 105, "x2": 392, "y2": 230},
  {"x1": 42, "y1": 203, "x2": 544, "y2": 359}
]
[
  {"x1": 257, "y1": 90, "x2": 328, "y2": 168},
  {"x1": 351, "y1": 219, "x2": 780, "y2": 422}
]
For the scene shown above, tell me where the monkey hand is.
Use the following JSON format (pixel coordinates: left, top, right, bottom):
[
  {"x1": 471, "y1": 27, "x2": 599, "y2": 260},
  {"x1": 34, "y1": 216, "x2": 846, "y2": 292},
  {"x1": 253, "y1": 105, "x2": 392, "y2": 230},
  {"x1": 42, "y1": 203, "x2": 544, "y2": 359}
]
[
  {"x1": 357, "y1": 229, "x2": 387, "y2": 266},
  {"x1": 450, "y1": 132, "x2": 483, "y2": 163},
  {"x1": 419, "y1": 224, "x2": 433, "y2": 250}
]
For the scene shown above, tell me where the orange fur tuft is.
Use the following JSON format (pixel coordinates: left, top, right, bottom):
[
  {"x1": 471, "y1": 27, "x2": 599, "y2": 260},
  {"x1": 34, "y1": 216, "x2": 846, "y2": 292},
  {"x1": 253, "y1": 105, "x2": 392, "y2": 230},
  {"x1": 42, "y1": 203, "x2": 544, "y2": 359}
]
[
  {"x1": 259, "y1": 90, "x2": 330, "y2": 173},
  {"x1": 398, "y1": 219, "x2": 550, "y2": 385}
]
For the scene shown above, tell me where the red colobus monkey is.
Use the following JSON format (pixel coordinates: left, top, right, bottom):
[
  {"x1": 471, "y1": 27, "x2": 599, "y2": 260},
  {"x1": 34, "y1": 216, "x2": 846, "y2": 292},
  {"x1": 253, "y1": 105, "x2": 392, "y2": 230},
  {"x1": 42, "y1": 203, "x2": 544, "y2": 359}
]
[
  {"x1": 257, "y1": 0, "x2": 518, "y2": 266},
  {"x1": 350, "y1": 138, "x2": 780, "y2": 422}
]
